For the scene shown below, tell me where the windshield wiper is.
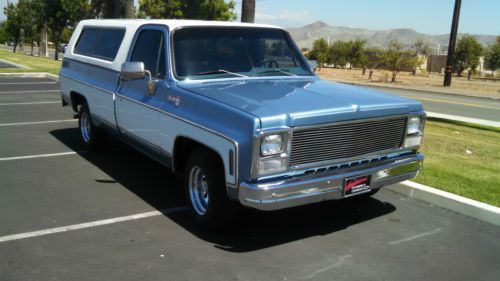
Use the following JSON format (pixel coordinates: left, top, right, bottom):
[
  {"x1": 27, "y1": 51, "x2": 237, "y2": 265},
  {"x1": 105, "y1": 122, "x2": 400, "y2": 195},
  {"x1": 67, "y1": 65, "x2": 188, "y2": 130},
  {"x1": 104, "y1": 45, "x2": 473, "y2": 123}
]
[
  {"x1": 255, "y1": 68, "x2": 297, "y2": 76},
  {"x1": 193, "y1": 69, "x2": 249, "y2": 78}
]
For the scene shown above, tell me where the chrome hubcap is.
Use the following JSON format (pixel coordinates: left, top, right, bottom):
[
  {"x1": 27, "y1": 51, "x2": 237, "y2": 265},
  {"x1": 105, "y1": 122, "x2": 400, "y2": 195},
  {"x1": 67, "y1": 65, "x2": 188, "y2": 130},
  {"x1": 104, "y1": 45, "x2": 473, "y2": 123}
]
[
  {"x1": 188, "y1": 166, "x2": 209, "y2": 215},
  {"x1": 80, "y1": 111, "x2": 91, "y2": 143}
]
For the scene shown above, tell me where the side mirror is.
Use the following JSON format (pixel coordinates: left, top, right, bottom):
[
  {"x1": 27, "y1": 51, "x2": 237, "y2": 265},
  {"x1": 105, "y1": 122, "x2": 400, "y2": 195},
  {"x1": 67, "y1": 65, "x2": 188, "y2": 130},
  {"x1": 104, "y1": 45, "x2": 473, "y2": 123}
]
[
  {"x1": 121, "y1": 62, "x2": 145, "y2": 80},
  {"x1": 308, "y1": 60, "x2": 318, "y2": 72}
]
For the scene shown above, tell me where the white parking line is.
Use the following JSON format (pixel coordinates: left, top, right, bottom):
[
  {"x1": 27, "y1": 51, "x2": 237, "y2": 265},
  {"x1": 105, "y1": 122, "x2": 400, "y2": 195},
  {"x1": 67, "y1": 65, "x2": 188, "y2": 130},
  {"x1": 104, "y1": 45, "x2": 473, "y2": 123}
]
[
  {"x1": 0, "y1": 207, "x2": 188, "y2": 243},
  {"x1": 0, "y1": 151, "x2": 85, "y2": 161},
  {"x1": 0, "y1": 82, "x2": 57, "y2": 85},
  {"x1": 388, "y1": 228, "x2": 443, "y2": 245},
  {"x1": 0, "y1": 101, "x2": 59, "y2": 106},
  {"x1": 0, "y1": 119, "x2": 76, "y2": 127},
  {"x1": 0, "y1": 90, "x2": 60, "y2": 94}
]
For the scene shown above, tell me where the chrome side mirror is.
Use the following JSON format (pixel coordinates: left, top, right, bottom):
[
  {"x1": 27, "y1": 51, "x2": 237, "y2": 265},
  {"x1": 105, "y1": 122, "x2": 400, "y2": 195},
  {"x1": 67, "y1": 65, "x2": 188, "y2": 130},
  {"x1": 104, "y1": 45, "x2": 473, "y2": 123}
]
[
  {"x1": 121, "y1": 62, "x2": 158, "y2": 95},
  {"x1": 121, "y1": 62, "x2": 145, "y2": 80}
]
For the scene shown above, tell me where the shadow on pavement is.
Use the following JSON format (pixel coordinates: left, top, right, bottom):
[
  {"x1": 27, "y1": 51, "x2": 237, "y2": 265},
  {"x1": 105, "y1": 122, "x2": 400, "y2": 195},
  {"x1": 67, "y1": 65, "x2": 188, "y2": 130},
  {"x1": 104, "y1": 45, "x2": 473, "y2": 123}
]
[{"x1": 51, "y1": 128, "x2": 396, "y2": 252}]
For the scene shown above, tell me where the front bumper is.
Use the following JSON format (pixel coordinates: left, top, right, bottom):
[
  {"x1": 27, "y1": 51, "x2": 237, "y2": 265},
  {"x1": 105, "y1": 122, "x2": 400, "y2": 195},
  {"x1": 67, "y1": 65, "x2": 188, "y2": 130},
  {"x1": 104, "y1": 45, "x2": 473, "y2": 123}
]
[{"x1": 239, "y1": 153, "x2": 423, "y2": 211}]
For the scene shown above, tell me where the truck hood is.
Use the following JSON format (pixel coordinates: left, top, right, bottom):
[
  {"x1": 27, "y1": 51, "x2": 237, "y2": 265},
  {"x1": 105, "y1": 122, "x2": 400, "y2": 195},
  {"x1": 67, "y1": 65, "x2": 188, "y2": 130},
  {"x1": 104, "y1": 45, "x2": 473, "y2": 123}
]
[{"x1": 179, "y1": 78, "x2": 423, "y2": 128}]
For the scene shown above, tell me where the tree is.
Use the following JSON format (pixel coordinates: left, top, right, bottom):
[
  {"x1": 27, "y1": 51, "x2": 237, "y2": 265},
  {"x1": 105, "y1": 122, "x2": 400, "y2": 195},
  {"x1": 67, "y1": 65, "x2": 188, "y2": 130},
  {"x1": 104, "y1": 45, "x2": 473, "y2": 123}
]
[
  {"x1": 109, "y1": 0, "x2": 134, "y2": 18},
  {"x1": 413, "y1": 39, "x2": 431, "y2": 56},
  {"x1": 363, "y1": 47, "x2": 384, "y2": 78},
  {"x1": 346, "y1": 39, "x2": 367, "y2": 71},
  {"x1": 90, "y1": 0, "x2": 116, "y2": 18},
  {"x1": 17, "y1": 0, "x2": 43, "y2": 56},
  {"x1": 327, "y1": 40, "x2": 350, "y2": 68},
  {"x1": 378, "y1": 41, "x2": 419, "y2": 83},
  {"x1": 124, "y1": 0, "x2": 134, "y2": 18},
  {"x1": 46, "y1": 0, "x2": 90, "y2": 60},
  {"x1": 3, "y1": 2, "x2": 21, "y2": 52},
  {"x1": 484, "y1": 37, "x2": 500, "y2": 72},
  {"x1": 308, "y1": 38, "x2": 328, "y2": 69},
  {"x1": 455, "y1": 35, "x2": 483, "y2": 78},
  {"x1": 241, "y1": 0, "x2": 255, "y2": 23},
  {"x1": 61, "y1": 27, "x2": 75, "y2": 43},
  {"x1": 300, "y1": 47, "x2": 310, "y2": 53},
  {"x1": 33, "y1": 0, "x2": 51, "y2": 58},
  {"x1": 0, "y1": 23, "x2": 6, "y2": 43},
  {"x1": 138, "y1": 0, "x2": 236, "y2": 21}
]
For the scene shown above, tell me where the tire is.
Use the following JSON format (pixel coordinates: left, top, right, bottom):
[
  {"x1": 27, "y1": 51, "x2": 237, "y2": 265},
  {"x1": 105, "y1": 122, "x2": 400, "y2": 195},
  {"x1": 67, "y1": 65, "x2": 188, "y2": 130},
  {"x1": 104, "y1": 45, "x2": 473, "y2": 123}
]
[
  {"x1": 78, "y1": 102, "x2": 107, "y2": 150},
  {"x1": 184, "y1": 148, "x2": 239, "y2": 228}
]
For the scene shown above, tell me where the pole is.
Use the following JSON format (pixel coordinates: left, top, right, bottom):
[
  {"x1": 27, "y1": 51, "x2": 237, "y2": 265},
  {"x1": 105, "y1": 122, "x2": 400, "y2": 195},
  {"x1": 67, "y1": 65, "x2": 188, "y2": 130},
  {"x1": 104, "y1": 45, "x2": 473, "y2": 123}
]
[
  {"x1": 124, "y1": 0, "x2": 134, "y2": 19},
  {"x1": 443, "y1": 0, "x2": 462, "y2": 86},
  {"x1": 241, "y1": 0, "x2": 255, "y2": 23}
]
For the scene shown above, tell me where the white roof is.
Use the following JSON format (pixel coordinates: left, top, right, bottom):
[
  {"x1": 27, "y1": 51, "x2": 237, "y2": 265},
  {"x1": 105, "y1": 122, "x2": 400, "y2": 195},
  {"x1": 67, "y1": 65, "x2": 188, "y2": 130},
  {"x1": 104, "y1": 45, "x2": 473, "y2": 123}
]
[
  {"x1": 78, "y1": 19, "x2": 284, "y2": 31},
  {"x1": 65, "y1": 19, "x2": 285, "y2": 72}
]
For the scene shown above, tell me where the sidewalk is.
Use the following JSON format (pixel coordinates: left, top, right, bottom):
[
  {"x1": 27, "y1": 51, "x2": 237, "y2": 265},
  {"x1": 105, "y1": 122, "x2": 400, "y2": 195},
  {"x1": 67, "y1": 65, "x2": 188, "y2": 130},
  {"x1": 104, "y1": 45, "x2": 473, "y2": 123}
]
[
  {"x1": 317, "y1": 69, "x2": 500, "y2": 100},
  {"x1": 340, "y1": 80, "x2": 500, "y2": 100}
]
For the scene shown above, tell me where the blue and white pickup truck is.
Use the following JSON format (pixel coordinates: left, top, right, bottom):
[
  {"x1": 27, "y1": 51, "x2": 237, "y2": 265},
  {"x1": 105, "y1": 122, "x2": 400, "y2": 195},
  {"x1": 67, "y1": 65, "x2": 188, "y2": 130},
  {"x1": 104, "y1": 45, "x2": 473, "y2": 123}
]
[{"x1": 60, "y1": 19, "x2": 425, "y2": 226}]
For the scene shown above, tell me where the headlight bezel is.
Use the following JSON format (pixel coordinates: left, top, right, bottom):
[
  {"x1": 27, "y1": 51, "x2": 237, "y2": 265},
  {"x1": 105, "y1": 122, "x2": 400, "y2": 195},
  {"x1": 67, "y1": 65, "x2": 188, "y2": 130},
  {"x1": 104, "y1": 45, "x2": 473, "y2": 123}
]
[
  {"x1": 404, "y1": 114, "x2": 426, "y2": 148},
  {"x1": 253, "y1": 131, "x2": 292, "y2": 177}
]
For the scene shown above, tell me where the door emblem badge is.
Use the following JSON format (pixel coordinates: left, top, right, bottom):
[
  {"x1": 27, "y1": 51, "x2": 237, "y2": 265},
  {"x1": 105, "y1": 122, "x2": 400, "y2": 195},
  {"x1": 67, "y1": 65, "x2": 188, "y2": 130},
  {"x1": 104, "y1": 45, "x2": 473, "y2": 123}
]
[{"x1": 167, "y1": 95, "x2": 181, "y2": 107}]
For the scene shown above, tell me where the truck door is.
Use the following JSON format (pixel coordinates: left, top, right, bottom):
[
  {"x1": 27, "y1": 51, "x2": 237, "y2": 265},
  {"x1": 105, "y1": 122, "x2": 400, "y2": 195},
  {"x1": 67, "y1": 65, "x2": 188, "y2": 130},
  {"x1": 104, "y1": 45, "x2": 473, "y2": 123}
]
[{"x1": 115, "y1": 26, "x2": 168, "y2": 150}]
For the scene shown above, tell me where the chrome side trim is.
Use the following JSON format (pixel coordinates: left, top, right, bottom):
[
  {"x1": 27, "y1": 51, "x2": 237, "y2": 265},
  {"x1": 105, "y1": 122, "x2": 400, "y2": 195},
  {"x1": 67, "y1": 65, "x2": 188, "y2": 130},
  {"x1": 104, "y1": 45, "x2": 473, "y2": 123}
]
[
  {"x1": 60, "y1": 73, "x2": 116, "y2": 96},
  {"x1": 62, "y1": 74, "x2": 240, "y2": 187},
  {"x1": 114, "y1": 92, "x2": 240, "y2": 187}
]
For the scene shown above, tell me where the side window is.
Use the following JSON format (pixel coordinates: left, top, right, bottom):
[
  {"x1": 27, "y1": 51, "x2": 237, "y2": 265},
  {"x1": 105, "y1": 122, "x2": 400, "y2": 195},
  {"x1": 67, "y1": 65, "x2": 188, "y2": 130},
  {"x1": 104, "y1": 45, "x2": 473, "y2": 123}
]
[
  {"x1": 130, "y1": 29, "x2": 166, "y2": 79},
  {"x1": 74, "y1": 29, "x2": 99, "y2": 56},
  {"x1": 93, "y1": 29, "x2": 126, "y2": 60},
  {"x1": 74, "y1": 27, "x2": 125, "y2": 61}
]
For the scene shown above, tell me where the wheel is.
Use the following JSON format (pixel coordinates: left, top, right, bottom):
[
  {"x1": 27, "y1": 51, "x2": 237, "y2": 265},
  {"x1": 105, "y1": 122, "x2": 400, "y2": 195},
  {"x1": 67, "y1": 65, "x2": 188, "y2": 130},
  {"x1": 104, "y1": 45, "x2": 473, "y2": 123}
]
[
  {"x1": 78, "y1": 102, "x2": 107, "y2": 150},
  {"x1": 184, "y1": 148, "x2": 239, "y2": 227}
]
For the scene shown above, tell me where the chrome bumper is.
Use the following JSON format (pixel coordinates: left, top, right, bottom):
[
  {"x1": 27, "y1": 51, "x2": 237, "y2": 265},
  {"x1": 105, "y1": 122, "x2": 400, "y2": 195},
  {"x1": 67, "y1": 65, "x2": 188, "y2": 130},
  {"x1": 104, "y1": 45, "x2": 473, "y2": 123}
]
[{"x1": 239, "y1": 153, "x2": 423, "y2": 211}]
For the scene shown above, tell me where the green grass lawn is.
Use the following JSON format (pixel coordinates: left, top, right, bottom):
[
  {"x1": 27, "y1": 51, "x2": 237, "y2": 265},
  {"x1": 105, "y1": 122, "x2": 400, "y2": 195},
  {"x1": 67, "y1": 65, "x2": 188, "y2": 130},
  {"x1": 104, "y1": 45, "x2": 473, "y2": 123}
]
[
  {"x1": 0, "y1": 49, "x2": 61, "y2": 75},
  {"x1": 414, "y1": 119, "x2": 500, "y2": 207}
]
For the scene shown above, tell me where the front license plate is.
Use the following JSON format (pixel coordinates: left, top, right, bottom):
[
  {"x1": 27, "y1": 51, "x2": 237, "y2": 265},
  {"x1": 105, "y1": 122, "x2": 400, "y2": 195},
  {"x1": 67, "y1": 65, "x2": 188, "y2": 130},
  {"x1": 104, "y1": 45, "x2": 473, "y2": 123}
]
[{"x1": 344, "y1": 175, "x2": 371, "y2": 197}]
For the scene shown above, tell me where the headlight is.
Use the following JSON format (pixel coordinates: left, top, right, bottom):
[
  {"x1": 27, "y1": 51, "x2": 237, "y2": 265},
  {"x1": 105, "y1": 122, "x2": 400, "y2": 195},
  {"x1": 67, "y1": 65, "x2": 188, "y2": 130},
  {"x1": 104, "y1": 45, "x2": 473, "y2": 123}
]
[
  {"x1": 407, "y1": 117, "x2": 422, "y2": 135},
  {"x1": 404, "y1": 115, "x2": 425, "y2": 148},
  {"x1": 257, "y1": 157, "x2": 288, "y2": 176},
  {"x1": 261, "y1": 134, "x2": 283, "y2": 156}
]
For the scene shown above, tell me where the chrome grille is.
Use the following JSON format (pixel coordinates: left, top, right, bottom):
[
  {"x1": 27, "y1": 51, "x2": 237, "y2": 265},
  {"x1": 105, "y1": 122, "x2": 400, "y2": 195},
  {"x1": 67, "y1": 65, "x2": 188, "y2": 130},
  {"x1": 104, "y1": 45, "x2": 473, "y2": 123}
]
[{"x1": 289, "y1": 117, "x2": 407, "y2": 166}]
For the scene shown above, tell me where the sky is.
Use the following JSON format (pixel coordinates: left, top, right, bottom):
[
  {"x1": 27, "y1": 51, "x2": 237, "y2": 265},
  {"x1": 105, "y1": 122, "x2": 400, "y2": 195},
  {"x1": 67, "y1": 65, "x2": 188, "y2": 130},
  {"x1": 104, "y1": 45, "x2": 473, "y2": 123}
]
[{"x1": 1, "y1": 0, "x2": 499, "y2": 35}]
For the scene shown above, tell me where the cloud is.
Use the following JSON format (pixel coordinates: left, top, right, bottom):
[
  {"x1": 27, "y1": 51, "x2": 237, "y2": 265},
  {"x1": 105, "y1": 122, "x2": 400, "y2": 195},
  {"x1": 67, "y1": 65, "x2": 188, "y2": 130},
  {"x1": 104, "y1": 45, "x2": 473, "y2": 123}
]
[{"x1": 255, "y1": 9, "x2": 310, "y2": 21}]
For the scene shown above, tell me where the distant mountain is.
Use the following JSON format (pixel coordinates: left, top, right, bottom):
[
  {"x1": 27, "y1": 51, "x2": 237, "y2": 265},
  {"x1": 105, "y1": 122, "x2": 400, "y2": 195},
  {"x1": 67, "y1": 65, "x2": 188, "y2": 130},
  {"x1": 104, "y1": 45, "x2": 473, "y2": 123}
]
[{"x1": 288, "y1": 21, "x2": 497, "y2": 52}]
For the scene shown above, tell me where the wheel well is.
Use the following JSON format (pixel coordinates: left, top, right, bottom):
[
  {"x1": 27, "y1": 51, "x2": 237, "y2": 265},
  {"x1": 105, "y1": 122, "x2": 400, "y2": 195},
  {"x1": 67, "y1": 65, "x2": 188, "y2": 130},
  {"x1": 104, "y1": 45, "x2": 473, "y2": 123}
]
[
  {"x1": 70, "y1": 91, "x2": 86, "y2": 112},
  {"x1": 173, "y1": 137, "x2": 224, "y2": 176}
]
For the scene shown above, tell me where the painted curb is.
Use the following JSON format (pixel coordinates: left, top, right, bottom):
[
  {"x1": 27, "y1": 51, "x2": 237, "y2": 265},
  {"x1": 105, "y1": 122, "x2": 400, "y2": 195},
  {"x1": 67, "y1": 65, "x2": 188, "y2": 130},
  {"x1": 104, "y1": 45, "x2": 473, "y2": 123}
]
[
  {"x1": 426, "y1": 112, "x2": 500, "y2": 128},
  {"x1": 0, "y1": 72, "x2": 59, "y2": 81},
  {"x1": 387, "y1": 181, "x2": 500, "y2": 226},
  {"x1": 0, "y1": 59, "x2": 30, "y2": 69}
]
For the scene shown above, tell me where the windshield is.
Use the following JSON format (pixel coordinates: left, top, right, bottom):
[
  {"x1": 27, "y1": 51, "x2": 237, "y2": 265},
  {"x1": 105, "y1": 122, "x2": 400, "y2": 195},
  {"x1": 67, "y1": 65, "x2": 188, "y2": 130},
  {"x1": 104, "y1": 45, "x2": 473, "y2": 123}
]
[{"x1": 173, "y1": 27, "x2": 313, "y2": 80}]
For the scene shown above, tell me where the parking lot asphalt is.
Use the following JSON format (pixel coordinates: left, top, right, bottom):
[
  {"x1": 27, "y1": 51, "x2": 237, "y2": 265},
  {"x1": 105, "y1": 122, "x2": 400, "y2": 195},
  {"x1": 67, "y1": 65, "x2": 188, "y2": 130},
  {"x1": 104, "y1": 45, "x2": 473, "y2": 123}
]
[{"x1": 1, "y1": 77, "x2": 499, "y2": 281}]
